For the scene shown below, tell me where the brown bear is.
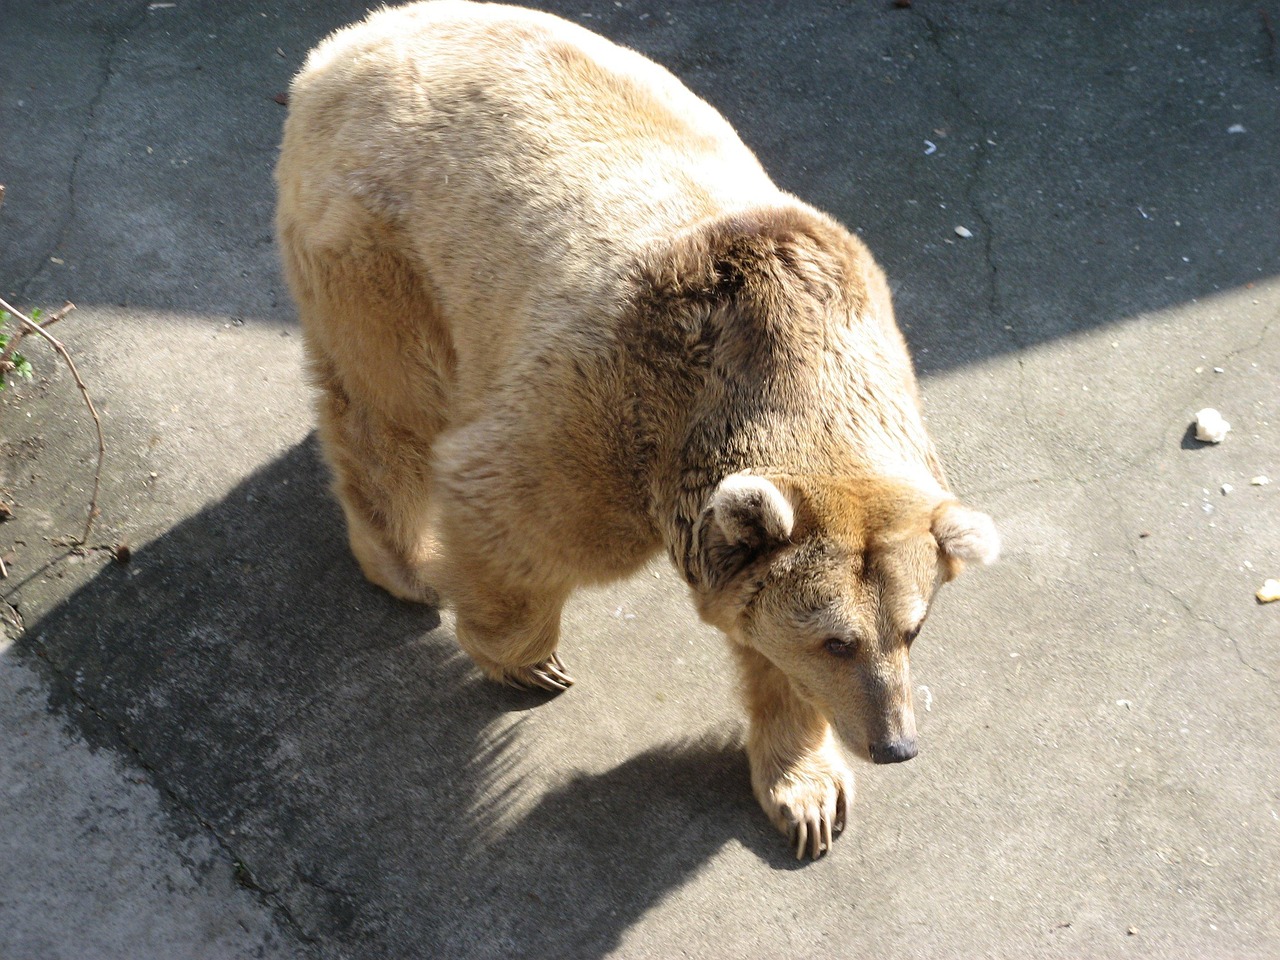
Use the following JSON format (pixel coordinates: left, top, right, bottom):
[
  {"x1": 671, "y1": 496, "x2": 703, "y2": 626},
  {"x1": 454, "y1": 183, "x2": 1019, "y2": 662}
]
[{"x1": 275, "y1": 0, "x2": 998, "y2": 859}]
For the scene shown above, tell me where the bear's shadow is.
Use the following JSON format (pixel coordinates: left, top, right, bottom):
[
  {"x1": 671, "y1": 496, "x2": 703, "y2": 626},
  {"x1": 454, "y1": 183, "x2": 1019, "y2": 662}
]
[{"x1": 22, "y1": 436, "x2": 797, "y2": 959}]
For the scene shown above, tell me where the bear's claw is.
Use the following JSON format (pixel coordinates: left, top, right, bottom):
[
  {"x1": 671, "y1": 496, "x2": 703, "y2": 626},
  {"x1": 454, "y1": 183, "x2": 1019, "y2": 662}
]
[
  {"x1": 786, "y1": 788, "x2": 847, "y2": 860},
  {"x1": 501, "y1": 653, "x2": 574, "y2": 692},
  {"x1": 754, "y1": 748, "x2": 855, "y2": 861}
]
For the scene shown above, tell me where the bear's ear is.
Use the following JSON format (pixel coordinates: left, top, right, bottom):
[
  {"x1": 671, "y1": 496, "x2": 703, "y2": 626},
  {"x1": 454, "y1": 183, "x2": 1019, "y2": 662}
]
[
  {"x1": 709, "y1": 474, "x2": 795, "y2": 548},
  {"x1": 932, "y1": 501, "x2": 1000, "y2": 568}
]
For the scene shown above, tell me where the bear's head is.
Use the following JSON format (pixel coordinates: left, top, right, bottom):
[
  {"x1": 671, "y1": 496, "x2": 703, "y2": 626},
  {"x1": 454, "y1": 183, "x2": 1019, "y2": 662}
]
[{"x1": 691, "y1": 472, "x2": 998, "y2": 763}]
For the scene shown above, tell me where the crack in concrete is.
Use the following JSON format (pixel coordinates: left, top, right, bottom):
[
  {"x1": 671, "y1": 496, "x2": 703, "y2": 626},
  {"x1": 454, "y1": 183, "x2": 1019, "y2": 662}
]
[
  {"x1": 16, "y1": 0, "x2": 152, "y2": 301},
  {"x1": 1129, "y1": 553, "x2": 1279, "y2": 692},
  {"x1": 908, "y1": 10, "x2": 1280, "y2": 500},
  {"x1": 915, "y1": 9, "x2": 1001, "y2": 320},
  {"x1": 1097, "y1": 310, "x2": 1277, "y2": 478},
  {"x1": 977, "y1": 450, "x2": 1280, "y2": 696},
  {"x1": 1097, "y1": 464, "x2": 1280, "y2": 695},
  {"x1": 913, "y1": 8, "x2": 1074, "y2": 488},
  {"x1": 1215, "y1": 311, "x2": 1276, "y2": 371},
  {"x1": 296, "y1": 866, "x2": 354, "y2": 902},
  {"x1": 15, "y1": 628, "x2": 318, "y2": 949},
  {"x1": 966, "y1": 457, "x2": 1279, "y2": 694},
  {"x1": 954, "y1": 297, "x2": 1277, "y2": 501}
]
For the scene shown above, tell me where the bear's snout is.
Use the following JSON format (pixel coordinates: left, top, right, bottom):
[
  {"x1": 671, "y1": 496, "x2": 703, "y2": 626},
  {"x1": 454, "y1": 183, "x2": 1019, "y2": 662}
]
[{"x1": 869, "y1": 737, "x2": 918, "y2": 764}]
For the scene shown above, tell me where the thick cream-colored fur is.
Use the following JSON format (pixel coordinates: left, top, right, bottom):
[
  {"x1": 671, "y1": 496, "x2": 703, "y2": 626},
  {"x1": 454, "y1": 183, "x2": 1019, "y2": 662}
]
[{"x1": 276, "y1": 0, "x2": 995, "y2": 858}]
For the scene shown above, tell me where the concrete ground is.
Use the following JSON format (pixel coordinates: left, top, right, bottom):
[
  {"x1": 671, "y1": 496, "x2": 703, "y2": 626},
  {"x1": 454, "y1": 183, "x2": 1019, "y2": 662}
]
[{"x1": 2, "y1": 1, "x2": 1277, "y2": 957}]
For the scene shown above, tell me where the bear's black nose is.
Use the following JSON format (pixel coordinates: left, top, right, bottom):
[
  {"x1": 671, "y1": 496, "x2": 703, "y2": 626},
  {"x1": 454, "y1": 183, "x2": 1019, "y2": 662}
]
[{"x1": 869, "y1": 738, "x2": 918, "y2": 764}]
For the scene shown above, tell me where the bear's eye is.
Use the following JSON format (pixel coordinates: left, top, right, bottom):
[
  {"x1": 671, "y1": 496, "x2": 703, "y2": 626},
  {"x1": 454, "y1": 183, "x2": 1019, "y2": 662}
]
[
  {"x1": 904, "y1": 625, "x2": 922, "y2": 646},
  {"x1": 823, "y1": 637, "x2": 857, "y2": 658}
]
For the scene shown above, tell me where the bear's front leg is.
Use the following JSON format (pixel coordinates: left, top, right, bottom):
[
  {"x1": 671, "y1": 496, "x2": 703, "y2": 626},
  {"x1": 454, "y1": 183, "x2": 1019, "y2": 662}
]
[{"x1": 733, "y1": 645, "x2": 856, "y2": 860}]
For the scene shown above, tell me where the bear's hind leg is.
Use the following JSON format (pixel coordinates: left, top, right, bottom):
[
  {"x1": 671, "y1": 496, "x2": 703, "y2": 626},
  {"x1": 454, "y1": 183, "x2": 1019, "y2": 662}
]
[
  {"x1": 283, "y1": 222, "x2": 452, "y2": 606},
  {"x1": 312, "y1": 355, "x2": 441, "y2": 605},
  {"x1": 734, "y1": 645, "x2": 856, "y2": 860}
]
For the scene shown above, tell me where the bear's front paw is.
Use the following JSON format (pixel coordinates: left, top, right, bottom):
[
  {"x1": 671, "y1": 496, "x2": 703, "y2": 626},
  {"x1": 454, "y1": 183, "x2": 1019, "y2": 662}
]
[
  {"x1": 754, "y1": 751, "x2": 855, "y2": 860},
  {"x1": 493, "y1": 652, "x2": 575, "y2": 693}
]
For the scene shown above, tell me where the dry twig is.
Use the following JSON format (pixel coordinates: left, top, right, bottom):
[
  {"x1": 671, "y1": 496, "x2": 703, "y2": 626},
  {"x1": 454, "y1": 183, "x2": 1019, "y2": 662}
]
[
  {"x1": 1261, "y1": 9, "x2": 1278, "y2": 75},
  {"x1": 0, "y1": 300, "x2": 75, "y2": 371},
  {"x1": 0, "y1": 297, "x2": 104, "y2": 545}
]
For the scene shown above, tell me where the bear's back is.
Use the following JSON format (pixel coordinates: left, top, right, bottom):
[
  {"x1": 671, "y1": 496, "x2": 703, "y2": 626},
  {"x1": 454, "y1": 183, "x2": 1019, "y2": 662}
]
[{"x1": 279, "y1": 0, "x2": 781, "y2": 337}]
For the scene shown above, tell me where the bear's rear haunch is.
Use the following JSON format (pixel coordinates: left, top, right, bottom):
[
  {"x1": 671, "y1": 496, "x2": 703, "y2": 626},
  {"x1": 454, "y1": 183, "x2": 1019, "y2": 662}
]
[{"x1": 276, "y1": 0, "x2": 998, "y2": 860}]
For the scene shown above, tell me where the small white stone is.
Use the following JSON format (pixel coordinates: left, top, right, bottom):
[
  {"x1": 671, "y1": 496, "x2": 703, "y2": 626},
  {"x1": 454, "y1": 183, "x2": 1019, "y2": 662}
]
[
  {"x1": 1256, "y1": 579, "x2": 1280, "y2": 603},
  {"x1": 1221, "y1": 483, "x2": 1233, "y2": 495},
  {"x1": 1227, "y1": 123, "x2": 1246, "y2": 134},
  {"x1": 1250, "y1": 476, "x2": 1271, "y2": 486},
  {"x1": 1194, "y1": 408, "x2": 1230, "y2": 443},
  {"x1": 954, "y1": 225, "x2": 973, "y2": 239},
  {"x1": 917, "y1": 685, "x2": 933, "y2": 712}
]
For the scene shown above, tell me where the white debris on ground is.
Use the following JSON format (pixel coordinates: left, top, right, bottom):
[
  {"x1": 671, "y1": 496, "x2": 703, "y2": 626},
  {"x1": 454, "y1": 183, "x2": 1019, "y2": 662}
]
[
  {"x1": 1257, "y1": 580, "x2": 1280, "y2": 603},
  {"x1": 1221, "y1": 483, "x2": 1233, "y2": 495},
  {"x1": 1227, "y1": 123, "x2": 1247, "y2": 134},
  {"x1": 1194, "y1": 408, "x2": 1231, "y2": 443},
  {"x1": 917, "y1": 685, "x2": 933, "y2": 712},
  {"x1": 1251, "y1": 476, "x2": 1272, "y2": 486},
  {"x1": 954, "y1": 225, "x2": 973, "y2": 238}
]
